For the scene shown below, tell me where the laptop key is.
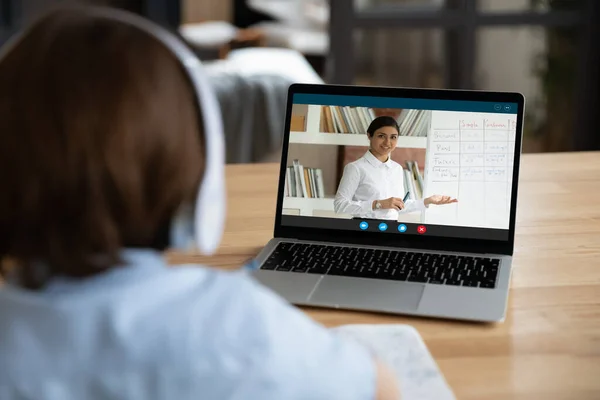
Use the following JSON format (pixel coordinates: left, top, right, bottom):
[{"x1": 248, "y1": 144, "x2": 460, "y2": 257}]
[
  {"x1": 479, "y1": 280, "x2": 496, "y2": 289},
  {"x1": 376, "y1": 268, "x2": 393, "y2": 279},
  {"x1": 408, "y1": 273, "x2": 427, "y2": 283},
  {"x1": 328, "y1": 266, "x2": 345, "y2": 276},
  {"x1": 261, "y1": 263, "x2": 277, "y2": 270},
  {"x1": 394, "y1": 271, "x2": 409, "y2": 281},
  {"x1": 444, "y1": 279, "x2": 461, "y2": 286}
]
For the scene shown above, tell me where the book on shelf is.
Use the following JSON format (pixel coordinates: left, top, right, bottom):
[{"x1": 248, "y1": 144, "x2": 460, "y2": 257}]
[
  {"x1": 413, "y1": 160, "x2": 425, "y2": 196},
  {"x1": 315, "y1": 169, "x2": 325, "y2": 199},
  {"x1": 292, "y1": 159, "x2": 308, "y2": 198},
  {"x1": 317, "y1": 106, "x2": 430, "y2": 137},
  {"x1": 403, "y1": 170, "x2": 412, "y2": 200},
  {"x1": 286, "y1": 159, "x2": 326, "y2": 199},
  {"x1": 290, "y1": 114, "x2": 305, "y2": 131},
  {"x1": 398, "y1": 109, "x2": 416, "y2": 135},
  {"x1": 398, "y1": 109, "x2": 430, "y2": 137}
]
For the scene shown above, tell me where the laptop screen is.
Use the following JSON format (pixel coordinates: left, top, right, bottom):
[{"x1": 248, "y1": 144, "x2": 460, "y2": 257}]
[{"x1": 279, "y1": 91, "x2": 521, "y2": 242}]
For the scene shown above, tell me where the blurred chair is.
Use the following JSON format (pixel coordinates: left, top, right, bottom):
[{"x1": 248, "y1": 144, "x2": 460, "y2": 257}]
[
  {"x1": 180, "y1": 19, "x2": 324, "y2": 163},
  {"x1": 202, "y1": 47, "x2": 323, "y2": 164}
]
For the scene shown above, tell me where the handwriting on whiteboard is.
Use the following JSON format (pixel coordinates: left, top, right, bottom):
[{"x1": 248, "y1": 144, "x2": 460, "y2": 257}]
[
  {"x1": 434, "y1": 142, "x2": 459, "y2": 153},
  {"x1": 461, "y1": 154, "x2": 484, "y2": 166},
  {"x1": 460, "y1": 120, "x2": 481, "y2": 129},
  {"x1": 460, "y1": 167, "x2": 484, "y2": 180},
  {"x1": 461, "y1": 142, "x2": 484, "y2": 153},
  {"x1": 485, "y1": 167, "x2": 507, "y2": 180},
  {"x1": 432, "y1": 130, "x2": 460, "y2": 141},
  {"x1": 432, "y1": 167, "x2": 459, "y2": 181},
  {"x1": 484, "y1": 120, "x2": 508, "y2": 129},
  {"x1": 460, "y1": 130, "x2": 484, "y2": 141},
  {"x1": 433, "y1": 155, "x2": 459, "y2": 167},
  {"x1": 485, "y1": 154, "x2": 507, "y2": 166},
  {"x1": 485, "y1": 142, "x2": 508, "y2": 153},
  {"x1": 485, "y1": 130, "x2": 508, "y2": 141}
]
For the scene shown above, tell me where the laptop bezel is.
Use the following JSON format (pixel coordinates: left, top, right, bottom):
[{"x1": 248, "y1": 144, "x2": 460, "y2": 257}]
[{"x1": 273, "y1": 83, "x2": 524, "y2": 256}]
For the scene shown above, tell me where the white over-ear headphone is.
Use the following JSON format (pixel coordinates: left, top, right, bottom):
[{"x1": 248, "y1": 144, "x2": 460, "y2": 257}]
[{"x1": 0, "y1": 6, "x2": 226, "y2": 255}]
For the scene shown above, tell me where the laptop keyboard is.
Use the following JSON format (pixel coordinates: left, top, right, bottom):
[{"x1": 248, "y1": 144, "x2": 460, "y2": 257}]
[{"x1": 260, "y1": 242, "x2": 500, "y2": 289}]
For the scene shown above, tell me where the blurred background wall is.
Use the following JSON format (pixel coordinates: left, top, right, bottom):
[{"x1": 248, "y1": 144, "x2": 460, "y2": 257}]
[{"x1": 1, "y1": 0, "x2": 597, "y2": 158}]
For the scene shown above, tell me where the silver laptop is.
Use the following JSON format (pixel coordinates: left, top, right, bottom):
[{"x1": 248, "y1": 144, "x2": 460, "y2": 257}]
[{"x1": 250, "y1": 84, "x2": 524, "y2": 323}]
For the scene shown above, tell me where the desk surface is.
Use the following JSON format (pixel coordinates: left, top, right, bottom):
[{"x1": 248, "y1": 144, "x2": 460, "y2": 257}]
[{"x1": 168, "y1": 151, "x2": 600, "y2": 400}]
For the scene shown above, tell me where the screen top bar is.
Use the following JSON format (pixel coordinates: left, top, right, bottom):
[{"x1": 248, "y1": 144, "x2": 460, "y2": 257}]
[{"x1": 293, "y1": 93, "x2": 518, "y2": 114}]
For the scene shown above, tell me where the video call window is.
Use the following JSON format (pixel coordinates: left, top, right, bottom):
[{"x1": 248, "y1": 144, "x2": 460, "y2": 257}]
[{"x1": 282, "y1": 95, "x2": 518, "y2": 232}]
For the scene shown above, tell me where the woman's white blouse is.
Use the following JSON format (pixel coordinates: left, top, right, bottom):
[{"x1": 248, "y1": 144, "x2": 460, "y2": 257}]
[{"x1": 334, "y1": 150, "x2": 427, "y2": 220}]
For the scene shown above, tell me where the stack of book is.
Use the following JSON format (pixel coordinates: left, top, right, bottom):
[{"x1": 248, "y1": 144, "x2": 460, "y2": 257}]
[
  {"x1": 397, "y1": 109, "x2": 431, "y2": 137},
  {"x1": 285, "y1": 159, "x2": 326, "y2": 198},
  {"x1": 320, "y1": 106, "x2": 375, "y2": 135},
  {"x1": 404, "y1": 161, "x2": 425, "y2": 201},
  {"x1": 320, "y1": 106, "x2": 430, "y2": 137}
]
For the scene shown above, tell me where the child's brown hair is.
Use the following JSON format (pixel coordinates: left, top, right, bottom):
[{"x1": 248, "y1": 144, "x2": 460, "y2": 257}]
[{"x1": 0, "y1": 7, "x2": 204, "y2": 289}]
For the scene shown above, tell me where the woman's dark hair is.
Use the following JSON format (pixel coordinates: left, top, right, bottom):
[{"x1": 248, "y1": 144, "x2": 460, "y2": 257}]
[
  {"x1": 367, "y1": 116, "x2": 400, "y2": 137},
  {"x1": 0, "y1": 8, "x2": 204, "y2": 289}
]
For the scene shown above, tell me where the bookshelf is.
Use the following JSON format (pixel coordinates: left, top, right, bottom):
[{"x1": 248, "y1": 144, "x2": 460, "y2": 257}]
[
  {"x1": 289, "y1": 131, "x2": 427, "y2": 147},
  {"x1": 289, "y1": 104, "x2": 428, "y2": 148},
  {"x1": 283, "y1": 197, "x2": 357, "y2": 219},
  {"x1": 283, "y1": 197, "x2": 336, "y2": 217}
]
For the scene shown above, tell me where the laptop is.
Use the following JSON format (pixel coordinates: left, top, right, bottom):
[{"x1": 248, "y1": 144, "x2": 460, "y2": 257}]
[{"x1": 250, "y1": 83, "x2": 524, "y2": 323}]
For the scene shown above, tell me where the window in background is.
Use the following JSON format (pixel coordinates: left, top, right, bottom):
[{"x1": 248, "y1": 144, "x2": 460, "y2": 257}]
[
  {"x1": 479, "y1": 0, "x2": 577, "y2": 13},
  {"x1": 354, "y1": 28, "x2": 445, "y2": 89},
  {"x1": 354, "y1": 0, "x2": 446, "y2": 10},
  {"x1": 329, "y1": 0, "x2": 590, "y2": 152},
  {"x1": 476, "y1": 25, "x2": 579, "y2": 152},
  {"x1": 0, "y1": 0, "x2": 12, "y2": 46}
]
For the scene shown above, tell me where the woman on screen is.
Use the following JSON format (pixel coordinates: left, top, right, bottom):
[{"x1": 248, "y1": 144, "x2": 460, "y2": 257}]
[{"x1": 334, "y1": 116, "x2": 457, "y2": 220}]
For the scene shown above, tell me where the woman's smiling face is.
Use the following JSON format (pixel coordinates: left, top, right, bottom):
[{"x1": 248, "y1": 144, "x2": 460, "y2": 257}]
[{"x1": 368, "y1": 125, "x2": 399, "y2": 159}]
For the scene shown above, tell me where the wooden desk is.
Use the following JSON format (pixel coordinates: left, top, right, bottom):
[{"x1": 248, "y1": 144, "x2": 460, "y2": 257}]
[{"x1": 168, "y1": 151, "x2": 600, "y2": 400}]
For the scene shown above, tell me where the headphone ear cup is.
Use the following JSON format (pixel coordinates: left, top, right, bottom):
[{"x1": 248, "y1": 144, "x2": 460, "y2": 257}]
[
  {"x1": 169, "y1": 203, "x2": 195, "y2": 251},
  {"x1": 192, "y1": 150, "x2": 226, "y2": 255}
]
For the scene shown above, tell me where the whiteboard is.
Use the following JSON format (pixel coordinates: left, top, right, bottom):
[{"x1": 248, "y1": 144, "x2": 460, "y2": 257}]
[{"x1": 423, "y1": 111, "x2": 517, "y2": 229}]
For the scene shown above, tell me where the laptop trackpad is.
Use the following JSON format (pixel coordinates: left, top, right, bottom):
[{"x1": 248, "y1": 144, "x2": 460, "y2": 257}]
[
  {"x1": 309, "y1": 276, "x2": 425, "y2": 312},
  {"x1": 252, "y1": 270, "x2": 321, "y2": 304}
]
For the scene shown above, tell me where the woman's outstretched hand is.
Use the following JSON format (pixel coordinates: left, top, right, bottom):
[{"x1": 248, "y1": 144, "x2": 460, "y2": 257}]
[{"x1": 424, "y1": 195, "x2": 458, "y2": 206}]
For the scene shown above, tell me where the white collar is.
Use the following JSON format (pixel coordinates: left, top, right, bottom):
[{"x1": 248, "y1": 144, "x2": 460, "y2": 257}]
[{"x1": 364, "y1": 150, "x2": 393, "y2": 168}]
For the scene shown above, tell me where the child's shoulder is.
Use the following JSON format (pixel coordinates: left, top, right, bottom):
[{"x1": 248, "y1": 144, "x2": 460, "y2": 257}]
[{"x1": 173, "y1": 267, "x2": 376, "y2": 398}]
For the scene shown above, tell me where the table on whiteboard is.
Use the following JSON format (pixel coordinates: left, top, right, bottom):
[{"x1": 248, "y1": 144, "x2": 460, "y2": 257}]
[{"x1": 423, "y1": 111, "x2": 517, "y2": 229}]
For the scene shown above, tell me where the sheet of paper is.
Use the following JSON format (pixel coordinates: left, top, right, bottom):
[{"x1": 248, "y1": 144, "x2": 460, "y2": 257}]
[{"x1": 332, "y1": 324, "x2": 455, "y2": 400}]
